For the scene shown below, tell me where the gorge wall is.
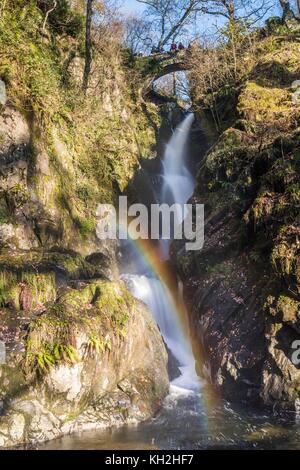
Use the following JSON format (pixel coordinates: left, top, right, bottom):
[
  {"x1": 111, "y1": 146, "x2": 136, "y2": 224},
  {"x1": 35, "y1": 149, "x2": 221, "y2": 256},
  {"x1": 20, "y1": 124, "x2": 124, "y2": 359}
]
[
  {"x1": 173, "y1": 31, "x2": 300, "y2": 411},
  {"x1": 0, "y1": 1, "x2": 168, "y2": 447}
]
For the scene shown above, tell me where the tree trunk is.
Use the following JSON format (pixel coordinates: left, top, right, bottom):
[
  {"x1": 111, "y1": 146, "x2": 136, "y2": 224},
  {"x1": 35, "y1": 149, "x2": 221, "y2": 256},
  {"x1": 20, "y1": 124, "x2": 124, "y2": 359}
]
[
  {"x1": 82, "y1": 0, "x2": 93, "y2": 93},
  {"x1": 224, "y1": 0, "x2": 235, "y2": 21},
  {"x1": 279, "y1": 0, "x2": 295, "y2": 21},
  {"x1": 159, "y1": 4, "x2": 194, "y2": 48}
]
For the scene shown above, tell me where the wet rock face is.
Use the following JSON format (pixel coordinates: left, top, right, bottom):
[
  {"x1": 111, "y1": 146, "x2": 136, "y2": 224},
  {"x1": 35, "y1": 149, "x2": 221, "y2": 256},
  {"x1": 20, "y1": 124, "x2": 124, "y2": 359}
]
[
  {"x1": 173, "y1": 36, "x2": 300, "y2": 410},
  {"x1": 174, "y1": 197, "x2": 300, "y2": 409},
  {"x1": 0, "y1": 281, "x2": 169, "y2": 447},
  {"x1": 85, "y1": 249, "x2": 119, "y2": 281},
  {"x1": 174, "y1": 213, "x2": 268, "y2": 405}
]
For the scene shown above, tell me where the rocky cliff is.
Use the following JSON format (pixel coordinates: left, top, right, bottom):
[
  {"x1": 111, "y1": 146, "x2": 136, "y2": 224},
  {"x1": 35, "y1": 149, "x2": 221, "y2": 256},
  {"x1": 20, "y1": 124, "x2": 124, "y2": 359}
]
[
  {"x1": 0, "y1": 280, "x2": 168, "y2": 447},
  {"x1": 173, "y1": 32, "x2": 300, "y2": 410},
  {"x1": 0, "y1": 0, "x2": 168, "y2": 447}
]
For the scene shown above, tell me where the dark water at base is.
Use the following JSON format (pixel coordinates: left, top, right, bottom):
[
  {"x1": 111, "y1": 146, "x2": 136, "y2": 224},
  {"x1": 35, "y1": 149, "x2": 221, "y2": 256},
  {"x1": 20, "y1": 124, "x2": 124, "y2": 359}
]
[{"x1": 39, "y1": 385, "x2": 300, "y2": 450}]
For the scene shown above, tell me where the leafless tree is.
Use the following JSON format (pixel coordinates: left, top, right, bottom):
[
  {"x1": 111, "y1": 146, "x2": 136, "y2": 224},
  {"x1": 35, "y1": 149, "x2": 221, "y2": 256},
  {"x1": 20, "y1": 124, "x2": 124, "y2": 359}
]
[
  {"x1": 124, "y1": 16, "x2": 153, "y2": 53},
  {"x1": 40, "y1": 0, "x2": 57, "y2": 31},
  {"x1": 200, "y1": 0, "x2": 274, "y2": 25},
  {"x1": 137, "y1": 0, "x2": 204, "y2": 48},
  {"x1": 137, "y1": 0, "x2": 274, "y2": 50}
]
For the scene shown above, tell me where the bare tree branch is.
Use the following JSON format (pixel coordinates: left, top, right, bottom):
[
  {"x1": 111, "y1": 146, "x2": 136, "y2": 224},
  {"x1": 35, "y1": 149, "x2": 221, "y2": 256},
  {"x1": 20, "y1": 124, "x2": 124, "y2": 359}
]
[{"x1": 42, "y1": 0, "x2": 57, "y2": 32}]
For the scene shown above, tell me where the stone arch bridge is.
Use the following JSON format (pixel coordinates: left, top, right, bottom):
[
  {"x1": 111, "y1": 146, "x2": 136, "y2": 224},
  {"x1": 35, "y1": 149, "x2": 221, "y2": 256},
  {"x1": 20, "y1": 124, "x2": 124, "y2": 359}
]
[{"x1": 141, "y1": 51, "x2": 189, "y2": 101}]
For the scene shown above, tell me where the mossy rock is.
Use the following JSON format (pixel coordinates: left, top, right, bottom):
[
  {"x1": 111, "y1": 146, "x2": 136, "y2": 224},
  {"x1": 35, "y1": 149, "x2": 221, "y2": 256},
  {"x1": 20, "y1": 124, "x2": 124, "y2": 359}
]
[
  {"x1": 277, "y1": 295, "x2": 300, "y2": 327},
  {"x1": 0, "y1": 0, "x2": 159, "y2": 251},
  {"x1": 271, "y1": 225, "x2": 300, "y2": 292},
  {"x1": 24, "y1": 280, "x2": 133, "y2": 377},
  {"x1": 238, "y1": 81, "x2": 293, "y2": 124},
  {"x1": 0, "y1": 252, "x2": 57, "y2": 311},
  {"x1": 0, "y1": 278, "x2": 168, "y2": 448},
  {"x1": 0, "y1": 249, "x2": 111, "y2": 311}
]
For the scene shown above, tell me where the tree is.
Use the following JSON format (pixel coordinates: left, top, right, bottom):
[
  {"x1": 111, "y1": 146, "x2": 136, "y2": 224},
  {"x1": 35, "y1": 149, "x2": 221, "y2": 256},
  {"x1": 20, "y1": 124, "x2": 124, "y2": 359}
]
[
  {"x1": 200, "y1": 0, "x2": 274, "y2": 24},
  {"x1": 42, "y1": 0, "x2": 57, "y2": 32},
  {"x1": 278, "y1": 0, "x2": 296, "y2": 20},
  {"x1": 37, "y1": 0, "x2": 84, "y2": 36},
  {"x1": 82, "y1": 0, "x2": 94, "y2": 92},
  {"x1": 137, "y1": 0, "x2": 274, "y2": 50},
  {"x1": 124, "y1": 16, "x2": 153, "y2": 54},
  {"x1": 137, "y1": 0, "x2": 203, "y2": 48}
]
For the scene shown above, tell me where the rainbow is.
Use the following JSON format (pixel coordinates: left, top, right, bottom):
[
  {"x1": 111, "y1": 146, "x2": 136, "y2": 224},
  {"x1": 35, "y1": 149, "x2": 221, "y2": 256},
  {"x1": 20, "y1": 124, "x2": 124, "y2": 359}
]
[{"x1": 122, "y1": 233, "x2": 220, "y2": 416}]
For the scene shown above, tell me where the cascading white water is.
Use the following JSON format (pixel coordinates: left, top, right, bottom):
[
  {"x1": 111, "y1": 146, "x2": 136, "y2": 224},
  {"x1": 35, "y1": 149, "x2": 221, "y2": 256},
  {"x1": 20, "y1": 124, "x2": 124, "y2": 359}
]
[
  {"x1": 123, "y1": 273, "x2": 198, "y2": 392},
  {"x1": 161, "y1": 114, "x2": 195, "y2": 209},
  {"x1": 123, "y1": 113, "x2": 199, "y2": 393},
  {"x1": 160, "y1": 114, "x2": 195, "y2": 259}
]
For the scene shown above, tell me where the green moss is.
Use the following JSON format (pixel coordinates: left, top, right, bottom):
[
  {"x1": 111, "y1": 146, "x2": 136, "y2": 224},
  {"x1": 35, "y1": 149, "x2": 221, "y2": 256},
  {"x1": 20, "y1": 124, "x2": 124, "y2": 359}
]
[
  {"x1": 287, "y1": 183, "x2": 300, "y2": 203},
  {"x1": 0, "y1": 249, "x2": 108, "y2": 310},
  {"x1": 238, "y1": 81, "x2": 292, "y2": 123},
  {"x1": 0, "y1": 0, "x2": 158, "y2": 244},
  {"x1": 271, "y1": 225, "x2": 300, "y2": 290},
  {"x1": 24, "y1": 280, "x2": 134, "y2": 376},
  {"x1": 75, "y1": 216, "x2": 96, "y2": 238},
  {"x1": 266, "y1": 294, "x2": 300, "y2": 324},
  {"x1": 0, "y1": 268, "x2": 56, "y2": 310},
  {"x1": 0, "y1": 364, "x2": 26, "y2": 401},
  {"x1": 205, "y1": 261, "x2": 233, "y2": 277},
  {"x1": 277, "y1": 295, "x2": 300, "y2": 322},
  {"x1": 0, "y1": 197, "x2": 11, "y2": 224},
  {"x1": 0, "y1": 1, "x2": 63, "y2": 120}
]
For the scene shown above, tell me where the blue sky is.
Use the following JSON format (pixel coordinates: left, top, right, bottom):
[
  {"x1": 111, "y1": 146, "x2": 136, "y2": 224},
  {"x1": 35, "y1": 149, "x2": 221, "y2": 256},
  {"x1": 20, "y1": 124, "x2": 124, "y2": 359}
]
[
  {"x1": 121, "y1": 0, "x2": 145, "y2": 15},
  {"x1": 120, "y1": 0, "x2": 289, "y2": 18},
  {"x1": 121, "y1": 1, "x2": 281, "y2": 24}
]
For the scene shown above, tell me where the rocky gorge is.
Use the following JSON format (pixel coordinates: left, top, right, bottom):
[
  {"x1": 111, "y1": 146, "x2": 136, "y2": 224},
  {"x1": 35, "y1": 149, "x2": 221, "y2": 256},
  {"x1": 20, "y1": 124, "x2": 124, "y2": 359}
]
[
  {"x1": 0, "y1": 0, "x2": 168, "y2": 447},
  {"x1": 0, "y1": 0, "x2": 300, "y2": 451},
  {"x1": 173, "y1": 29, "x2": 300, "y2": 411}
]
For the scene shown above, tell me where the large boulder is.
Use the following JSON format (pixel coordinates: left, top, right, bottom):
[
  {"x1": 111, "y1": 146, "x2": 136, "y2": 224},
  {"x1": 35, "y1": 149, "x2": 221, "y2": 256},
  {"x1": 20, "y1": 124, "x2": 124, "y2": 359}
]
[{"x1": 0, "y1": 280, "x2": 169, "y2": 447}]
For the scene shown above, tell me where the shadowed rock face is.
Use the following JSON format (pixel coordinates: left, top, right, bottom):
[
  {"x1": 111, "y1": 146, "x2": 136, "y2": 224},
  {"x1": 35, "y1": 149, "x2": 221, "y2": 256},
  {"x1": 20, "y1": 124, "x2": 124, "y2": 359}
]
[
  {"x1": 173, "y1": 158, "x2": 300, "y2": 409},
  {"x1": 172, "y1": 36, "x2": 300, "y2": 411},
  {"x1": 0, "y1": 281, "x2": 169, "y2": 448}
]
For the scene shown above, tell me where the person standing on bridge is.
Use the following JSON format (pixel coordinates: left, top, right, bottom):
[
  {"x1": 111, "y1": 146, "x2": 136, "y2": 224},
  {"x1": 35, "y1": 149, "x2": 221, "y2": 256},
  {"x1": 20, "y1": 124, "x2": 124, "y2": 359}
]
[{"x1": 170, "y1": 42, "x2": 177, "y2": 54}]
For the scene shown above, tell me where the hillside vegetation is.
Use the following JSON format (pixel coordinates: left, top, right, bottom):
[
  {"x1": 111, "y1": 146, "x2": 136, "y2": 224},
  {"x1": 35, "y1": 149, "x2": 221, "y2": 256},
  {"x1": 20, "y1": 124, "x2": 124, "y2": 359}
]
[{"x1": 0, "y1": 0, "x2": 158, "y2": 252}]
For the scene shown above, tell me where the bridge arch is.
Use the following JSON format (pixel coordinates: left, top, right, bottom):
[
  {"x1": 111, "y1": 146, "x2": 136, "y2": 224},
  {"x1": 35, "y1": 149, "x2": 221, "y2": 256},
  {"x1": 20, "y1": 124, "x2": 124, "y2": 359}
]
[{"x1": 142, "y1": 53, "x2": 189, "y2": 100}]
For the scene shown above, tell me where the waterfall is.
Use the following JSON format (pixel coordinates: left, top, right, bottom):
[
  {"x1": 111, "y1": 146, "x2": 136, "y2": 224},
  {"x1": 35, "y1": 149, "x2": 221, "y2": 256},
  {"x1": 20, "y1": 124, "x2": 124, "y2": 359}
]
[
  {"x1": 159, "y1": 114, "x2": 195, "y2": 259},
  {"x1": 161, "y1": 113, "x2": 195, "y2": 209},
  {"x1": 123, "y1": 273, "x2": 199, "y2": 392},
  {"x1": 122, "y1": 113, "x2": 199, "y2": 393}
]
